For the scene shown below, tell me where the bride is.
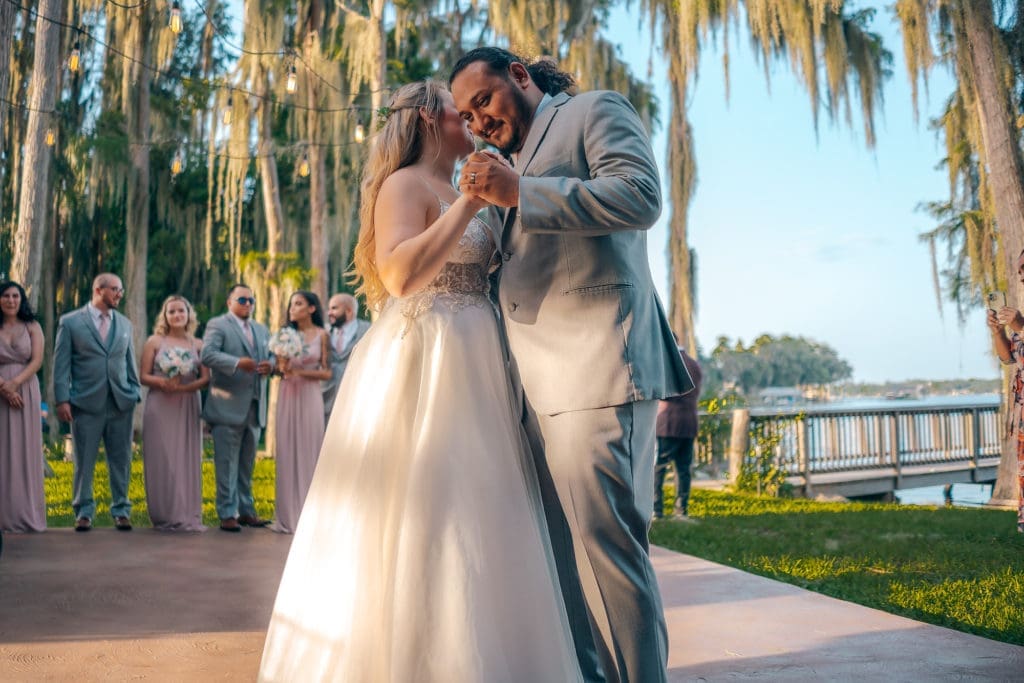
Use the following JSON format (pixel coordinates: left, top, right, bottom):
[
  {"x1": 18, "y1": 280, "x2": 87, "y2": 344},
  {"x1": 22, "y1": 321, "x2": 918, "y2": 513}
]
[{"x1": 257, "y1": 80, "x2": 582, "y2": 682}]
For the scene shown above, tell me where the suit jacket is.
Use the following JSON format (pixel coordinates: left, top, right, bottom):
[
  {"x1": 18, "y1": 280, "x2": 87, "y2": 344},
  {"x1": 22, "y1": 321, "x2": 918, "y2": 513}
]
[
  {"x1": 200, "y1": 313, "x2": 271, "y2": 428},
  {"x1": 497, "y1": 90, "x2": 693, "y2": 415},
  {"x1": 321, "y1": 318, "x2": 371, "y2": 416},
  {"x1": 52, "y1": 306, "x2": 141, "y2": 414},
  {"x1": 657, "y1": 349, "x2": 703, "y2": 438}
]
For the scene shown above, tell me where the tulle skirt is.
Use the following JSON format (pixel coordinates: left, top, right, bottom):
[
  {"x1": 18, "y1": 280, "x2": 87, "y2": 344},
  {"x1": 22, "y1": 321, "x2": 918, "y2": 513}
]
[{"x1": 258, "y1": 293, "x2": 581, "y2": 682}]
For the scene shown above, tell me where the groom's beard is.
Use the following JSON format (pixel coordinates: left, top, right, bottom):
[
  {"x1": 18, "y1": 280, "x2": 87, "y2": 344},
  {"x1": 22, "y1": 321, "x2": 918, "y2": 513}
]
[{"x1": 495, "y1": 87, "x2": 536, "y2": 156}]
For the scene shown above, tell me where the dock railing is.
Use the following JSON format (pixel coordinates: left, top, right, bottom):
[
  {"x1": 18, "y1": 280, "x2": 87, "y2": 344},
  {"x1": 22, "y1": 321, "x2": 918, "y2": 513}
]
[{"x1": 695, "y1": 398, "x2": 1003, "y2": 494}]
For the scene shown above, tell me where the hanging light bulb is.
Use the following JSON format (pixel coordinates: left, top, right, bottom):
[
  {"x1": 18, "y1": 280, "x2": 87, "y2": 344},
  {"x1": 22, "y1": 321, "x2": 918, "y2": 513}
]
[
  {"x1": 222, "y1": 97, "x2": 233, "y2": 125},
  {"x1": 285, "y1": 64, "x2": 298, "y2": 94},
  {"x1": 68, "y1": 42, "x2": 81, "y2": 73},
  {"x1": 171, "y1": 150, "x2": 184, "y2": 176},
  {"x1": 297, "y1": 153, "x2": 310, "y2": 178},
  {"x1": 45, "y1": 128, "x2": 56, "y2": 147},
  {"x1": 354, "y1": 124, "x2": 365, "y2": 143},
  {"x1": 168, "y1": 0, "x2": 183, "y2": 34}
]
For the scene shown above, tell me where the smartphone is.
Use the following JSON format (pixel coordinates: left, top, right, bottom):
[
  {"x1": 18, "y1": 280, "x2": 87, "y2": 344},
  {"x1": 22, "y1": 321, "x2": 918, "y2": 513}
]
[{"x1": 987, "y1": 291, "x2": 1007, "y2": 312}]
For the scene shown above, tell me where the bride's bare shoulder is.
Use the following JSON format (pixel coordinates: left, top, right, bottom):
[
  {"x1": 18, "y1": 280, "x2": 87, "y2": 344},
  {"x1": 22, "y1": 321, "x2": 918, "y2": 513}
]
[{"x1": 377, "y1": 168, "x2": 433, "y2": 207}]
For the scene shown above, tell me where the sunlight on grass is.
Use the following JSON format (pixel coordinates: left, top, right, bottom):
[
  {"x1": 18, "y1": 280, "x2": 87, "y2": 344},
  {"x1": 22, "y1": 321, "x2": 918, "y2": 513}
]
[
  {"x1": 651, "y1": 489, "x2": 1024, "y2": 645},
  {"x1": 46, "y1": 456, "x2": 277, "y2": 528}
]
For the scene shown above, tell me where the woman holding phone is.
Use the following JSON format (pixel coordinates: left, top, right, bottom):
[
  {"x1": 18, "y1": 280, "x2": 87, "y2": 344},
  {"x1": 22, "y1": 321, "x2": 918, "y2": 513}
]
[{"x1": 987, "y1": 253, "x2": 1024, "y2": 533}]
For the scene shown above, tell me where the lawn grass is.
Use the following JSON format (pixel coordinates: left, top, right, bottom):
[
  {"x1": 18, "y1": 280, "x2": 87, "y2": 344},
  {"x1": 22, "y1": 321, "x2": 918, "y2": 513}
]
[
  {"x1": 44, "y1": 455, "x2": 277, "y2": 528},
  {"x1": 651, "y1": 489, "x2": 1024, "y2": 646}
]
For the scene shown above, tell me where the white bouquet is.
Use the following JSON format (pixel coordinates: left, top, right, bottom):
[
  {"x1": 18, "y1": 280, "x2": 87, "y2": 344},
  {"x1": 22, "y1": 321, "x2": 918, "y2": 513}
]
[
  {"x1": 268, "y1": 327, "x2": 305, "y2": 359},
  {"x1": 155, "y1": 346, "x2": 196, "y2": 378}
]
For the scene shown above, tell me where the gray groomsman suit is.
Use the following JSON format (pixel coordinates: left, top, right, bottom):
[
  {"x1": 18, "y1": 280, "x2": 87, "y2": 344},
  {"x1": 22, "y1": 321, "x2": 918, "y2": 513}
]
[
  {"x1": 201, "y1": 313, "x2": 271, "y2": 521},
  {"x1": 499, "y1": 90, "x2": 693, "y2": 683},
  {"x1": 53, "y1": 305, "x2": 141, "y2": 521},
  {"x1": 321, "y1": 318, "x2": 371, "y2": 423}
]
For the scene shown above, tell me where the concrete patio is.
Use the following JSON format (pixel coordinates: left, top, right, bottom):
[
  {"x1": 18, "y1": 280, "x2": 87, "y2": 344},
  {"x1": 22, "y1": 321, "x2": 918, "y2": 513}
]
[{"x1": 0, "y1": 528, "x2": 1021, "y2": 681}]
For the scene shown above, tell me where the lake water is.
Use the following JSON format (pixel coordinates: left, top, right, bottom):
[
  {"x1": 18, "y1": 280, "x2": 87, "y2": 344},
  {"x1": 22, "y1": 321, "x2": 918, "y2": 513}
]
[{"x1": 895, "y1": 483, "x2": 996, "y2": 507}]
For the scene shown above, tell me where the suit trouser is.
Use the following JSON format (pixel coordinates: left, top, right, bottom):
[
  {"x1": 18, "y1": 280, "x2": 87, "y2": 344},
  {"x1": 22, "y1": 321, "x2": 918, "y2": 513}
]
[
  {"x1": 655, "y1": 436, "x2": 696, "y2": 516},
  {"x1": 71, "y1": 397, "x2": 135, "y2": 520},
  {"x1": 527, "y1": 400, "x2": 667, "y2": 683},
  {"x1": 211, "y1": 401, "x2": 261, "y2": 520}
]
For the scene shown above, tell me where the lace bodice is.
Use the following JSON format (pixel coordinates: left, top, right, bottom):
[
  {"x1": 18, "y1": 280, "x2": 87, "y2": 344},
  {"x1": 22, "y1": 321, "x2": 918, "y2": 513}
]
[{"x1": 394, "y1": 201, "x2": 497, "y2": 324}]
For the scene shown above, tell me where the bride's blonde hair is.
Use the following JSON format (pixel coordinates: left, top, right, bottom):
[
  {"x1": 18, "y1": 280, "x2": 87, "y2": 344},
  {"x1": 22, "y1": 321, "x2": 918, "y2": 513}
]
[{"x1": 351, "y1": 80, "x2": 447, "y2": 310}]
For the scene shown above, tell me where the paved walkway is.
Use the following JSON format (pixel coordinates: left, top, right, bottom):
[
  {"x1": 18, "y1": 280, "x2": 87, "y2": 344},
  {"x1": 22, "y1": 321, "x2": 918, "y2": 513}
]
[{"x1": 1, "y1": 529, "x2": 1021, "y2": 681}]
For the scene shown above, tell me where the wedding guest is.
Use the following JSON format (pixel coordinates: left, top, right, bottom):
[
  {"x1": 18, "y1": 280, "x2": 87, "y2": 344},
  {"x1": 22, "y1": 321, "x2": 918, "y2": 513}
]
[
  {"x1": 0, "y1": 281, "x2": 46, "y2": 533},
  {"x1": 270, "y1": 291, "x2": 331, "y2": 534},
  {"x1": 654, "y1": 346, "x2": 703, "y2": 519},
  {"x1": 53, "y1": 273, "x2": 141, "y2": 532},
  {"x1": 321, "y1": 293, "x2": 371, "y2": 424},
  {"x1": 201, "y1": 284, "x2": 273, "y2": 532},
  {"x1": 988, "y1": 271, "x2": 1024, "y2": 534},
  {"x1": 139, "y1": 295, "x2": 210, "y2": 531}
]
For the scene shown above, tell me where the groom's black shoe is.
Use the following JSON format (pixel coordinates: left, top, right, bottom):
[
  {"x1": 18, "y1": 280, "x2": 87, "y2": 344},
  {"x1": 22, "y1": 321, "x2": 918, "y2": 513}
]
[
  {"x1": 74, "y1": 517, "x2": 92, "y2": 532},
  {"x1": 219, "y1": 518, "x2": 242, "y2": 532},
  {"x1": 114, "y1": 516, "x2": 133, "y2": 531},
  {"x1": 238, "y1": 514, "x2": 270, "y2": 528}
]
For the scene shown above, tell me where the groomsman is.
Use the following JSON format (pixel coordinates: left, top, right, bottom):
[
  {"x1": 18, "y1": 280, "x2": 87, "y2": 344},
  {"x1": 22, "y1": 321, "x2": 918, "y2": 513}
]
[
  {"x1": 321, "y1": 293, "x2": 370, "y2": 424},
  {"x1": 201, "y1": 284, "x2": 273, "y2": 532},
  {"x1": 53, "y1": 273, "x2": 141, "y2": 532}
]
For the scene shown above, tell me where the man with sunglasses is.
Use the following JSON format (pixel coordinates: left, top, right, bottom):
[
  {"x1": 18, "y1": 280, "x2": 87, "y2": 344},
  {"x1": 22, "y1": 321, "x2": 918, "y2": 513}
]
[
  {"x1": 201, "y1": 284, "x2": 274, "y2": 532},
  {"x1": 53, "y1": 273, "x2": 141, "y2": 532}
]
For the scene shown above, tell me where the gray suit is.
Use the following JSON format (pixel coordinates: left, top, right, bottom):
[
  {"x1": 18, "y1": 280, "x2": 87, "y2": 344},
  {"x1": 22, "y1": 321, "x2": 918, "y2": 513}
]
[
  {"x1": 499, "y1": 90, "x2": 693, "y2": 683},
  {"x1": 321, "y1": 318, "x2": 371, "y2": 423},
  {"x1": 201, "y1": 313, "x2": 271, "y2": 520},
  {"x1": 53, "y1": 306, "x2": 141, "y2": 520}
]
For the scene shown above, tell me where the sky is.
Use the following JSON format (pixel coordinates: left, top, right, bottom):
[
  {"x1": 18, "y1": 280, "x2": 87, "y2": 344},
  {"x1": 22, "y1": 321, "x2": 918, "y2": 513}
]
[{"x1": 609, "y1": 3, "x2": 999, "y2": 383}]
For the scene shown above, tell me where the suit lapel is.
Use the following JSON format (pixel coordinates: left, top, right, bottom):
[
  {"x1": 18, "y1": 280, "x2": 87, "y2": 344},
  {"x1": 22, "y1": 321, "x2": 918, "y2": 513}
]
[
  {"x1": 500, "y1": 92, "x2": 570, "y2": 249},
  {"x1": 517, "y1": 91, "x2": 568, "y2": 175},
  {"x1": 229, "y1": 315, "x2": 255, "y2": 355},
  {"x1": 80, "y1": 307, "x2": 105, "y2": 350}
]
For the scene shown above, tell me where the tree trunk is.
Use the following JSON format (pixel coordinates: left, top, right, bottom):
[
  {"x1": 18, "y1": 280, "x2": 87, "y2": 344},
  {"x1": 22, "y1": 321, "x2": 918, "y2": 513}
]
[
  {"x1": 123, "y1": 3, "x2": 154, "y2": 396},
  {"x1": 11, "y1": 0, "x2": 62, "y2": 308},
  {"x1": 305, "y1": 25, "x2": 328, "y2": 301},
  {"x1": 256, "y1": 66, "x2": 286, "y2": 458},
  {"x1": 962, "y1": 1, "x2": 1024, "y2": 507},
  {"x1": 0, "y1": 0, "x2": 16, "y2": 225},
  {"x1": 666, "y1": 71, "x2": 698, "y2": 356}
]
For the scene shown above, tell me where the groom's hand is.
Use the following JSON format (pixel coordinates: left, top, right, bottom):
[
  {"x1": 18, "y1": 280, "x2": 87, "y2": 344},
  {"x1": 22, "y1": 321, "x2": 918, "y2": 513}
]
[{"x1": 459, "y1": 152, "x2": 519, "y2": 208}]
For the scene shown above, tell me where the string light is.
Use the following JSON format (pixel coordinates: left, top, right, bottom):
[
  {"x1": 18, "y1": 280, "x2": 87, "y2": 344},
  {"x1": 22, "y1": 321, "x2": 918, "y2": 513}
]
[
  {"x1": 297, "y1": 153, "x2": 310, "y2": 177},
  {"x1": 68, "y1": 41, "x2": 81, "y2": 73},
  {"x1": 285, "y1": 64, "x2": 297, "y2": 94},
  {"x1": 354, "y1": 124, "x2": 365, "y2": 143},
  {"x1": 45, "y1": 128, "x2": 56, "y2": 146},
  {"x1": 222, "y1": 96, "x2": 233, "y2": 125},
  {"x1": 170, "y1": 150, "x2": 184, "y2": 175},
  {"x1": 168, "y1": 0, "x2": 183, "y2": 34}
]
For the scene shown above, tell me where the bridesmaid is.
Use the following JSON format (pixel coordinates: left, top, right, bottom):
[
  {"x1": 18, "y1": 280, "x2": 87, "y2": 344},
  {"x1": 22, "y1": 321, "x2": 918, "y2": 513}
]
[
  {"x1": 0, "y1": 281, "x2": 45, "y2": 533},
  {"x1": 271, "y1": 291, "x2": 331, "y2": 533},
  {"x1": 139, "y1": 295, "x2": 210, "y2": 531}
]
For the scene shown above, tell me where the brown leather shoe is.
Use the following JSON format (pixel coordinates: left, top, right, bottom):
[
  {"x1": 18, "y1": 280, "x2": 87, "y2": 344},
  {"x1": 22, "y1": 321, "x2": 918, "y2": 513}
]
[
  {"x1": 219, "y1": 517, "x2": 242, "y2": 532},
  {"x1": 74, "y1": 517, "x2": 92, "y2": 532},
  {"x1": 237, "y1": 514, "x2": 270, "y2": 528}
]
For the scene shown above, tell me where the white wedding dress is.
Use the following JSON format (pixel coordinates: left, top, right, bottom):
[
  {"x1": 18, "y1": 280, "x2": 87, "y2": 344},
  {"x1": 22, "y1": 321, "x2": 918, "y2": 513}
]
[{"x1": 258, "y1": 204, "x2": 582, "y2": 683}]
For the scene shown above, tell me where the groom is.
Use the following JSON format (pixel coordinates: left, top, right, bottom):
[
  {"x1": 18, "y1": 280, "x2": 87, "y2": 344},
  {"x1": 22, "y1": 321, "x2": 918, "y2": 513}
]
[{"x1": 451, "y1": 49, "x2": 693, "y2": 683}]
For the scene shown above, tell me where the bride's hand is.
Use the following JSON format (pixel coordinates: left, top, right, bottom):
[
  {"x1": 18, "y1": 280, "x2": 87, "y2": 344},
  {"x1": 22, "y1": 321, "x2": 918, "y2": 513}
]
[{"x1": 459, "y1": 153, "x2": 518, "y2": 208}]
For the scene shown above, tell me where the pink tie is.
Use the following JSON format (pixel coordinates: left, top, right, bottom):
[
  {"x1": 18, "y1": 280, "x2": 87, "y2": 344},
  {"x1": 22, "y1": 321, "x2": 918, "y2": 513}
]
[
  {"x1": 243, "y1": 320, "x2": 254, "y2": 347},
  {"x1": 98, "y1": 313, "x2": 110, "y2": 343},
  {"x1": 334, "y1": 329, "x2": 345, "y2": 355}
]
